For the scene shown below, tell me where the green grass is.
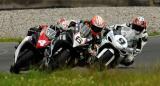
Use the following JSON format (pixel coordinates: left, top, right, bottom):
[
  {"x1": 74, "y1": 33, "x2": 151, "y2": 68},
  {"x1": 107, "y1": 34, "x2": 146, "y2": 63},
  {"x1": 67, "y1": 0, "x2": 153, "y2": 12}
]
[
  {"x1": 149, "y1": 31, "x2": 160, "y2": 36},
  {"x1": 0, "y1": 38, "x2": 22, "y2": 42},
  {"x1": 1, "y1": 66, "x2": 160, "y2": 86}
]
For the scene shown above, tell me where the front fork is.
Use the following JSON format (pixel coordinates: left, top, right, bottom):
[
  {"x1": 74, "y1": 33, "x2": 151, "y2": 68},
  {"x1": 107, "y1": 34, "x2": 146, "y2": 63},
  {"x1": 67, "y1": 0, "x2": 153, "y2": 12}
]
[{"x1": 40, "y1": 40, "x2": 54, "y2": 68}]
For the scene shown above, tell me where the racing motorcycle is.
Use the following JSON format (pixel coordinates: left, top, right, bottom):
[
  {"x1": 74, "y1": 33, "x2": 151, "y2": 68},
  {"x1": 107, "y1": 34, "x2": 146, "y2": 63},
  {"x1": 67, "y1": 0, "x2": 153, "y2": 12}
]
[
  {"x1": 10, "y1": 25, "x2": 58, "y2": 73},
  {"x1": 49, "y1": 26, "x2": 93, "y2": 69},
  {"x1": 96, "y1": 29, "x2": 129, "y2": 70}
]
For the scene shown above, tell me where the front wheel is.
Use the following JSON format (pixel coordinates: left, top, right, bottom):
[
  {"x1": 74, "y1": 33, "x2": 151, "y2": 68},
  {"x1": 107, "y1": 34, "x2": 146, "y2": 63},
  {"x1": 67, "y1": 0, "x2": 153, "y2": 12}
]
[
  {"x1": 10, "y1": 49, "x2": 40, "y2": 74},
  {"x1": 49, "y1": 49, "x2": 74, "y2": 70},
  {"x1": 97, "y1": 49, "x2": 115, "y2": 70}
]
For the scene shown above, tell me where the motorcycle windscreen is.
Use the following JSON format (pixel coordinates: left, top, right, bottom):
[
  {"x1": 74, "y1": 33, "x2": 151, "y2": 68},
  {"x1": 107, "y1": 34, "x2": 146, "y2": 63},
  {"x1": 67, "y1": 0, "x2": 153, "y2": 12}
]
[
  {"x1": 80, "y1": 25, "x2": 90, "y2": 38},
  {"x1": 45, "y1": 27, "x2": 57, "y2": 40}
]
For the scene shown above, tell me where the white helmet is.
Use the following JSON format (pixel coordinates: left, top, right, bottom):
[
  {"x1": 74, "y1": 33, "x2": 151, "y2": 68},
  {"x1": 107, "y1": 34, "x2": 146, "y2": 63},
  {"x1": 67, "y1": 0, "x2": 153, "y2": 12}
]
[
  {"x1": 90, "y1": 15, "x2": 106, "y2": 33},
  {"x1": 131, "y1": 16, "x2": 147, "y2": 32}
]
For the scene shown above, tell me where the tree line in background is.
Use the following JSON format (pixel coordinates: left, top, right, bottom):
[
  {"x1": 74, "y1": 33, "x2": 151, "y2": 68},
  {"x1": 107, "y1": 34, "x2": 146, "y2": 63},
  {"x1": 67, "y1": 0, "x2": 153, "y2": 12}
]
[{"x1": 0, "y1": 0, "x2": 159, "y2": 9}]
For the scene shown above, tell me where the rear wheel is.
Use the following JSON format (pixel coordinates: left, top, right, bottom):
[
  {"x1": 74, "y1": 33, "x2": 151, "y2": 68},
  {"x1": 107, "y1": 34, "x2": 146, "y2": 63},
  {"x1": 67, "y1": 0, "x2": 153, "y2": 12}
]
[{"x1": 120, "y1": 60, "x2": 134, "y2": 66}]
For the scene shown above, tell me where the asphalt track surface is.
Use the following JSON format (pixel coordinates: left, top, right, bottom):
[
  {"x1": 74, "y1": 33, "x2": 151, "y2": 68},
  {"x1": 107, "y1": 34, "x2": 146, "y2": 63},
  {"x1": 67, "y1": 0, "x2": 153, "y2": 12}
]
[{"x1": 0, "y1": 36, "x2": 159, "y2": 72}]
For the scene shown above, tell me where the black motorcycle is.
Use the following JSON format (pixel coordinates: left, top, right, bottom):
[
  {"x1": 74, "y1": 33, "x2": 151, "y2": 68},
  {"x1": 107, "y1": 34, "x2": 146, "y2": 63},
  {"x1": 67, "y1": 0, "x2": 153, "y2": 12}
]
[{"x1": 49, "y1": 27, "x2": 93, "y2": 70}]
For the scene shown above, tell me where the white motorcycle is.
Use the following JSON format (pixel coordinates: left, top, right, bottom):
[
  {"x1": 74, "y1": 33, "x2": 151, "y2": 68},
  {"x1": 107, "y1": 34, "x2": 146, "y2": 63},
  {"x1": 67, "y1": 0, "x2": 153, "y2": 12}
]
[{"x1": 96, "y1": 29, "x2": 129, "y2": 70}]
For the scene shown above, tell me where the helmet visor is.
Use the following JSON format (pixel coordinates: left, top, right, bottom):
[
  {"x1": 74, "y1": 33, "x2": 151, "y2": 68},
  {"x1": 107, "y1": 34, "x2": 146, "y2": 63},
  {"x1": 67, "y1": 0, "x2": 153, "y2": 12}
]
[
  {"x1": 91, "y1": 25, "x2": 103, "y2": 33},
  {"x1": 132, "y1": 24, "x2": 145, "y2": 32}
]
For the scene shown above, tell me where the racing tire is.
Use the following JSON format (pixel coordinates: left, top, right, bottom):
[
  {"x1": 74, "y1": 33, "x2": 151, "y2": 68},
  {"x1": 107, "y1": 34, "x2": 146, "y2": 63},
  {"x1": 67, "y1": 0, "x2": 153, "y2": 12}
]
[
  {"x1": 10, "y1": 49, "x2": 35, "y2": 74},
  {"x1": 120, "y1": 60, "x2": 134, "y2": 66},
  {"x1": 98, "y1": 50, "x2": 114, "y2": 71},
  {"x1": 49, "y1": 49, "x2": 72, "y2": 70}
]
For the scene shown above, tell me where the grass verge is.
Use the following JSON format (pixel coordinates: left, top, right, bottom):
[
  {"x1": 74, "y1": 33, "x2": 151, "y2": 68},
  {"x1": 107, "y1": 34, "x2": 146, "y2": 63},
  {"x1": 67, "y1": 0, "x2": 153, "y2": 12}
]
[
  {"x1": 0, "y1": 66, "x2": 160, "y2": 86},
  {"x1": 0, "y1": 38, "x2": 22, "y2": 42},
  {"x1": 149, "y1": 31, "x2": 160, "y2": 36}
]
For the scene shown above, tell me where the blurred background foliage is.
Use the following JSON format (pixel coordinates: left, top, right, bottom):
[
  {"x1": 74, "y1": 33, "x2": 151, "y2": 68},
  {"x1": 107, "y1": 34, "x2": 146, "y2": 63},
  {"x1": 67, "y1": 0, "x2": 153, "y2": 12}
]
[{"x1": 0, "y1": 0, "x2": 159, "y2": 9}]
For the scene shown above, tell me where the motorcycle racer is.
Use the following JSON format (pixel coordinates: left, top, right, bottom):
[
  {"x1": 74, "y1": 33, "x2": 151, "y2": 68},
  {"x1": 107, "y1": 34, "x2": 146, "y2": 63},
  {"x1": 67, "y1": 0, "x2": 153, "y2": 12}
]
[
  {"x1": 10, "y1": 19, "x2": 71, "y2": 73},
  {"x1": 49, "y1": 15, "x2": 107, "y2": 68},
  {"x1": 107, "y1": 16, "x2": 148, "y2": 66}
]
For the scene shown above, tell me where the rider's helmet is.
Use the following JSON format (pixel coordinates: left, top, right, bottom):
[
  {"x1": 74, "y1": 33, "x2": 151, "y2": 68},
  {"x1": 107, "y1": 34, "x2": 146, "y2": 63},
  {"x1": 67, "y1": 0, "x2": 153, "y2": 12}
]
[
  {"x1": 131, "y1": 16, "x2": 147, "y2": 32},
  {"x1": 90, "y1": 15, "x2": 105, "y2": 35},
  {"x1": 56, "y1": 18, "x2": 70, "y2": 30}
]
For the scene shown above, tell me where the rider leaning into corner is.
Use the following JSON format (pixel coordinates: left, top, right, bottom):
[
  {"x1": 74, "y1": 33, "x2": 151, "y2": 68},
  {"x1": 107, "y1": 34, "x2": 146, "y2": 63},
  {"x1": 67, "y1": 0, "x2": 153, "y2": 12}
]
[
  {"x1": 49, "y1": 15, "x2": 107, "y2": 67},
  {"x1": 104, "y1": 16, "x2": 148, "y2": 66}
]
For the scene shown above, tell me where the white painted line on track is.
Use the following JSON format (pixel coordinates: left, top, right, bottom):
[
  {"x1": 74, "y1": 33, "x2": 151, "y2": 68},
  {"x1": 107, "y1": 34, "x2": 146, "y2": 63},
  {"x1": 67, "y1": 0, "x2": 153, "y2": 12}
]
[{"x1": 0, "y1": 49, "x2": 8, "y2": 55}]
